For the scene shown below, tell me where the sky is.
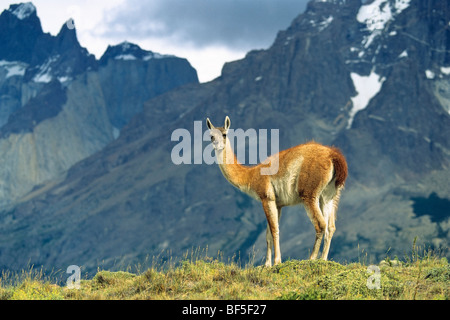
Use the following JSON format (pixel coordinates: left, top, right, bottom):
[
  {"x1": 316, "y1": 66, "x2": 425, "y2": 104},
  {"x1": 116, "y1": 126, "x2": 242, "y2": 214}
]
[{"x1": 0, "y1": 0, "x2": 308, "y2": 82}]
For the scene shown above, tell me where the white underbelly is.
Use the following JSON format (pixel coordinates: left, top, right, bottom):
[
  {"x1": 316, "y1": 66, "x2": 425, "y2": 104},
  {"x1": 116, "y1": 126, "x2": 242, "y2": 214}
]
[{"x1": 271, "y1": 174, "x2": 302, "y2": 206}]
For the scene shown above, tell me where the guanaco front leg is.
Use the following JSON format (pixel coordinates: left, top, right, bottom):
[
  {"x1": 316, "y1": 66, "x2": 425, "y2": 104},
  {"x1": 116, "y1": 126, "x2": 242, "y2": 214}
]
[
  {"x1": 265, "y1": 206, "x2": 282, "y2": 267},
  {"x1": 263, "y1": 199, "x2": 281, "y2": 266}
]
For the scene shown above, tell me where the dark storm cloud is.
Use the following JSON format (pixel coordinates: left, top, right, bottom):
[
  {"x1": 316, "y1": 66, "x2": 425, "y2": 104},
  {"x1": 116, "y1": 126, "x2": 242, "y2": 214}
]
[{"x1": 102, "y1": 0, "x2": 308, "y2": 50}]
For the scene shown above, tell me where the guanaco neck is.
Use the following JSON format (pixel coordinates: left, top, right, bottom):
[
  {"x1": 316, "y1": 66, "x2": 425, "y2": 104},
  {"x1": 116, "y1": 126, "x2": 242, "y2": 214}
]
[{"x1": 216, "y1": 138, "x2": 256, "y2": 190}]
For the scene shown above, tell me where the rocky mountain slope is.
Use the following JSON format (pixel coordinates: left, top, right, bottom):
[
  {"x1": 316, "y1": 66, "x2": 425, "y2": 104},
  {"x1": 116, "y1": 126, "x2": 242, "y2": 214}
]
[
  {"x1": 0, "y1": 0, "x2": 448, "y2": 274},
  {"x1": 0, "y1": 3, "x2": 198, "y2": 207}
]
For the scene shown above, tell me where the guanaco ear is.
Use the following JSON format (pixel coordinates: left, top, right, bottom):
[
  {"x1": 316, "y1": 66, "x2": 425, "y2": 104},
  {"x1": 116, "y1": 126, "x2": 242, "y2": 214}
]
[
  {"x1": 224, "y1": 116, "x2": 231, "y2": 130},
  {"x1": 206, "y1": 118, "x2": 213, "y2": 130}
]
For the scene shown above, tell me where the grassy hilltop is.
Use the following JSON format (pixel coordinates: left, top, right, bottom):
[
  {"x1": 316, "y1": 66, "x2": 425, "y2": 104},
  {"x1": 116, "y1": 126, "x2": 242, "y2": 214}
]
[{"x1": 0, "y1": 247, "x2": 448, "y2": 300}]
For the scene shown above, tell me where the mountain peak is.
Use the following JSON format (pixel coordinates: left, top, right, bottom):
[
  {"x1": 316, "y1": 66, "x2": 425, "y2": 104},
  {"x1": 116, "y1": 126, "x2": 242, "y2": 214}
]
[
  {"x1": 0, "y1": 2, "x2": 43, "y2": 63},
  {"x1": 9, "y1": 2, "x2": 36, "y2": 20},
  {"x1": 99, "y1": 41, "x2": 174, "y2": 66},
  {"x1": 55, "y1": 19, "x2": 82, "y2": 53},
  {"x1": 114, "y1": 41, "x2": 147, "y2": 60}
]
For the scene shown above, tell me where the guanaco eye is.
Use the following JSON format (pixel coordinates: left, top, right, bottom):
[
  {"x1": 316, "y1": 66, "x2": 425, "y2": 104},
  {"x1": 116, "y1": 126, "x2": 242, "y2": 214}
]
[
  {"x1": 222, "y1": 134, "x2": 227, "y2": 138},
  {"x1": 210, "y1": 136, "x2": 214, "y2": 141}
]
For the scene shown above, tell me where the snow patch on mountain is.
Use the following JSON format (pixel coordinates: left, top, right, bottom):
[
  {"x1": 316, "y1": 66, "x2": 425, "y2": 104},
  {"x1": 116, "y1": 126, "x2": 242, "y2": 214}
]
[
  {"x1": 357, "y1": 0, "x2": 411, "y2": 48},
  {"x1": 310, "y1": 16, "x2": 334, "y2": 32},
  {"x1": 424, "y1": 67, "x2": 450, "y2": 80},
  {"x1": 440, "y1": 67, "x2": 450, "y2": 75},
  {"x1": 0, "y1": 60, "x2": 27, "y2": 78},
  {"x1": 33, "y1": 56, "x2": 59, "y2": 83},
  {"x1": 146, "y1": 52, "x2": 175, "y2": 60},
  {"x1": 425, "y1": 70, "x2": 435, "y2": 79},
  {"x1": 347, "y1": 70, "x2": 386, "y2": 128},
  {"x1": 357, "y1": 0, "x2": 411, "y2": 31},
  {"x1": 10, "y1": 2, "x2": 36, "y2": 20},
  {"x1": 398, "y1": 50, "x2": 408, "y2": 58},
  {"x1": 115, "y1": 54, "x2": 137, "y2": 61}
]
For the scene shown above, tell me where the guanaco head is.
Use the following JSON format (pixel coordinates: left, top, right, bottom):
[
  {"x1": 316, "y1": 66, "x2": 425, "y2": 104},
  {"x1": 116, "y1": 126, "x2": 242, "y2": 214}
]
[{"x1": 206, "y1": 116, "x2": 231, "y2": 151}]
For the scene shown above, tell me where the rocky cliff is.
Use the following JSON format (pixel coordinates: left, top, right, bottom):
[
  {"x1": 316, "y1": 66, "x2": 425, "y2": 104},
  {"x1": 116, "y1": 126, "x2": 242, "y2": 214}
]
[
  {"x1": 0, "y1": 3, "x2": 198, "y2": 207},
  {"x1": 0, "y1": 0, "x2": 448, "y2": 274}
]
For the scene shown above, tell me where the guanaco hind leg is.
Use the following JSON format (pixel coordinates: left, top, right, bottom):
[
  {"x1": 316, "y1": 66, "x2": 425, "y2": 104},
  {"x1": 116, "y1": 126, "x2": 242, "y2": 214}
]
[{"x1": 321, "y1": 188, "x2": 341, "y2": 260}]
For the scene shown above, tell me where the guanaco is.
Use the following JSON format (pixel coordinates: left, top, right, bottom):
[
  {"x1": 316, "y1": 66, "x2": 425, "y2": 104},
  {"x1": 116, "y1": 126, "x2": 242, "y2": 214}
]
[{"x1": 207, "y1": 116, "x2": 347, "y2": 266}]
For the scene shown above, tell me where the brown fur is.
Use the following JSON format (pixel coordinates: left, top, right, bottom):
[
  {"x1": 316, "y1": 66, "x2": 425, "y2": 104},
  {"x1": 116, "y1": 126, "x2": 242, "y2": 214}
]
[{"x1": 330, "y1": 147, "x2": 348, "y2": 188}]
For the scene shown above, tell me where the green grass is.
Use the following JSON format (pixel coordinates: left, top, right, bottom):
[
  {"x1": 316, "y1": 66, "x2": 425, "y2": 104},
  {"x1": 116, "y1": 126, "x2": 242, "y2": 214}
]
[{"x1": 1, "y1": 249, "x2": 448, "y2": 300}]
